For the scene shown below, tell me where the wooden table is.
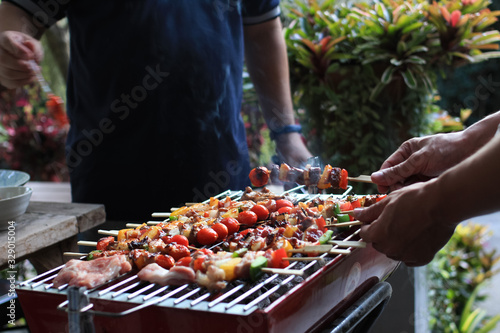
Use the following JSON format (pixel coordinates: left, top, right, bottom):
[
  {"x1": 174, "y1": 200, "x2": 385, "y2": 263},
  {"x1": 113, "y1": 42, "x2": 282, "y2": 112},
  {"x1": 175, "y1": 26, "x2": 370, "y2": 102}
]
[{"x1": 0, "y1": 201, "x2": 105, "y2": 273}]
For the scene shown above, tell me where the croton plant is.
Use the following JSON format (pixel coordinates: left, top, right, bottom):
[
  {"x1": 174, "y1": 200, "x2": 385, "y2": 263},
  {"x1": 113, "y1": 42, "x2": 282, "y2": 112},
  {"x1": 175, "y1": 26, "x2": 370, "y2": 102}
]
[{"x1": 284, "y1": 0, "x2": 500, "y2": 178}]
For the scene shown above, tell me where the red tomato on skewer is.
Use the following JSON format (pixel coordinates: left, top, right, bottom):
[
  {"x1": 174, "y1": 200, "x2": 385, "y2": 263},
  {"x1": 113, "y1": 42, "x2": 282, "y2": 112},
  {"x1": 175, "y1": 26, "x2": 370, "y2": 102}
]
[
  {"x1": 211, "y1": 223, "x2": 228, "y2": 242},
  {"x1": 238, "y1": 211, "x2": 258, "y2": 227},
  {"x1": 220, "y1": 217, "x2": 240, "y2": 234},
  {"x1": 196, "y1": 228, "x2": 218, "y2": 245},
  {"x1": 251, "y1": 204, "x2": 269, "y2": 221}
]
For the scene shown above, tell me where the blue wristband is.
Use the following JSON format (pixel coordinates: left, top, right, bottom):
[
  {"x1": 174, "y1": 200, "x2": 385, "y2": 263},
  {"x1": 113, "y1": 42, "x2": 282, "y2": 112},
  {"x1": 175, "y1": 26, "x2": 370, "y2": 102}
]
[{"x1": 270, "y1": 124, "x2": 302, "y2": 140}]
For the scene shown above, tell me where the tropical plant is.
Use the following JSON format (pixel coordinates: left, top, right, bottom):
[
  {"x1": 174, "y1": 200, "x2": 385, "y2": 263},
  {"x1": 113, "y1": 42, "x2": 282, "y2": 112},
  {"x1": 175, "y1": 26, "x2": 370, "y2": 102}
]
[
  {"x1": 284, "y1": 0, "x2": 500, "y2": 183},
  {"x1": 428, "y1": 223, "x2": 500, "y2": 333}
]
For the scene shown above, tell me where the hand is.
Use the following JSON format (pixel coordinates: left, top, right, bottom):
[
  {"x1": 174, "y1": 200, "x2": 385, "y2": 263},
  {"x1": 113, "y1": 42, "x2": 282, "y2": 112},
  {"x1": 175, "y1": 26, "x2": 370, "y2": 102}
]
[
  {"x1": 274, "y1": 132, "x2": 313, "y2": 167},
  {"x1": 371, "y1": 132, "x2": 467, "y2": 193},
  {"x1": 0, "y1": 31, "x2": 43, "y2": 89},
  {"x1": 355, "y1": 181, "x2": 457, "y2": 266}
]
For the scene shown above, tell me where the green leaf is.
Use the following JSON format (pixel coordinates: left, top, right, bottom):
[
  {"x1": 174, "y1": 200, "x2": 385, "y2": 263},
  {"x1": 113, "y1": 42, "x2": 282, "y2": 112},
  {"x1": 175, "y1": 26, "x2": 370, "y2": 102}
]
[
  {"x1": 381, "y1": 66, "x2": 396, "y2": 84},
  {"x1": 397, "y1": 40, "x2": 407, "y2": 55},
  {"x1": 369, "y1": 82, "x2": 387, "y2": 101},
  {"x1": 401, "y1": 22, "x2": 423, "y2": 34},
  {"x1": 401, "y1": 70, "x2": 417, "y2": 89},
  {"x1": 476, "y1": 315, "x2": 500, "y2": 333},
  {"x1": 405, "y1": 56, "x2": 426, "y2": 66}
]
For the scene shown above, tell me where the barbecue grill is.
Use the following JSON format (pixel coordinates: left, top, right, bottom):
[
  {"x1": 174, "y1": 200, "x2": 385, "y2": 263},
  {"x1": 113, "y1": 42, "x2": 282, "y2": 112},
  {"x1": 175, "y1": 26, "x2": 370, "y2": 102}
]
[{"x1": 16, "y1": 187, "x2": 399, "y2": 333}]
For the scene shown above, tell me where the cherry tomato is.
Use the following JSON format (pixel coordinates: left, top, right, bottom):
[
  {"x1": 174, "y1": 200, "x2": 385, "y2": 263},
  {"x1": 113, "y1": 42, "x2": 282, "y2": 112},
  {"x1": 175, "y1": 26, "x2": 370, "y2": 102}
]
[
  {"x1": 251, "y1": 204, "x2": 270, "y2": 221},
  {"x1": 277, "y1": 206, "x2": 292, "y2": 214},
  {"x1": 196, "y1": 228, "x2": 218, "y2": 245},
  {"x1": 275, "y1": 199, "x2": 294, "y2": 210},
  {"x1": 193, "y1": 257, "x2": 207, "y2": 272},
  {"x1": 237, "y1": 210, "x2": 258, "y2": 227},
  {"x1": 176, "y1": 256, "x2": 193, "y2": 267},
  {"x1": 211, "y1": 223, "x2": 229, "y2": 242},
  {"x1": 155, "y1": 254, "x2": 175, "y2": 269},
  {"x1": 220, "y1": 217, "x2": 240, "y2": 234},
  {"x1": 96, "y1": 236, "x2": 114, "y2": 251},
  {"x1": 238, "y1": 229, "x2": 252, "y2": 237},
  {"x1": 249, "y1": 167, "x2": 270, "y2": 187},
  {"x1": 169, "y1": 234, "x2": 189, "y2": 247}
]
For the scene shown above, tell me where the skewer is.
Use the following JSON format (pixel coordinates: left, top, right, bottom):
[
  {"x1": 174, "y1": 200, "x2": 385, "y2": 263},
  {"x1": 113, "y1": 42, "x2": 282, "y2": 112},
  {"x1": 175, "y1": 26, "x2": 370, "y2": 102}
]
[
  {"x1": 77, "y1": 241, "x2": 97, "y2": 247},
  {"x1": 148, "y1": 221, "x2": 162, "y2": 225},
  {"x1": 151, "y1": 212, "x2": 171, "y2": 218},
  {"x1": 329, "y1": 240, "x2": 366, "y2": 248},
  {"x1": 187, "y1": 246, "x2": 200, "y2": 251},
  {"x1": 98, "y1": 230, "x2": 118, "y2": 237},
  {"x1": 347, "y1": 175, "x2": 373, "y2": 183},
  {"x1": 325, "y1": 221, "x2": 363, "y2": 228},
  {"x1": 284, "y1": 257, "x2": 324, "y2": 261},
  {"x1": 126, "y1": 223, "x2": 143, "y2": 228},
  {"x1": 64, "y1": 252, "x2": 88, "y2": 257},
  {"x1": 288, "y1": 245, "x2": 351, "y2": 255}
]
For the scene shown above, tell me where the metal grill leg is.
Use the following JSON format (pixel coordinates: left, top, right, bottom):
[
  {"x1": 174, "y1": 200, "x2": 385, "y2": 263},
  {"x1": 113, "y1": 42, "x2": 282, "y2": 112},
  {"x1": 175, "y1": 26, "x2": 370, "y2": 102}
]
[
  {"x1": 68, "y1": 287, "x2": 95, "y2": 333},
  {"x1": 322, "y1": 282, "x2": 393, "y2": 333}
]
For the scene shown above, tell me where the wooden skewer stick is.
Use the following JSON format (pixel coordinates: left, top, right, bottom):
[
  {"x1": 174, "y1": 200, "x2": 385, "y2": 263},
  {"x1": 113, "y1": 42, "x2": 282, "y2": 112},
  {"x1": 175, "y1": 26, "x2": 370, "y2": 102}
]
[
  {"x1": 288, "y1": 245, "x2": 332, "y2": 253},
  {"x1": 340, "y1": 210, "x2": 355, "y2": 215},
  {"x1": 284, "y1": 257, "x2": 324, "y2": 261},
  {"x1": 187, "y1": 246, "x2": 200, "y2": 251},
  {"x1": 98, "y1": 230, "x2": 118, "y2": 237},
  {"x1": 64, "y1": 252, "x2": 88, "y2": 257},
  {"x1": 151, "y1": 212, "x2": 171, "y2": 218},
  {"x1": 328, "y1": 240, "x2": 366, "y2": 248},
  {"x1": 148, "y1": 221, "x2": 162, "y2": 225},
  {"x1": 325, "y1": 221, "x2": 363, "y2": 228},
  {"x1": 261, "y1": 268, "x2": 304, "y2": 276},
  {"x1": 347, "y1": 175, "x2": 373, "y2": 183},
  {"x1": 77, "y1": 241, "x2": 97, "y2": 247},
  {"x1": 126, "y1": 223, "x2": 142, "y2": 228}
]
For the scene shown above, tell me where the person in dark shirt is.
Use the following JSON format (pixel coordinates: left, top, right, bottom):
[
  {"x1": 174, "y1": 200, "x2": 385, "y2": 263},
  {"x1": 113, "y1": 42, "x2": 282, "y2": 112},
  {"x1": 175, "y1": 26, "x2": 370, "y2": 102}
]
[{"x1": 0, "y1": 1, "x2": 312, "y2": 221}]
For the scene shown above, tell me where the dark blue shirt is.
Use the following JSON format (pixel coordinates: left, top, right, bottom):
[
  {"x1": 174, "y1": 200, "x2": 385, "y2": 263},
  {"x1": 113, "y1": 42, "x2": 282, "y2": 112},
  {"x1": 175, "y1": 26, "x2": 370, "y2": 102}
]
[{"x1": 8, "y1": 0, "x2": 280, "y2": 220}]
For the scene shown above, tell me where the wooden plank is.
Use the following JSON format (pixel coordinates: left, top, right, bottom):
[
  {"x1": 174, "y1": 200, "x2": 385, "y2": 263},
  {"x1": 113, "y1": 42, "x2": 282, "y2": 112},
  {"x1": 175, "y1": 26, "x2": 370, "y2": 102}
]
[
  {"x1": 0, "y1": 201, "x2": 106, "y2": 271},
  {"x1": 25, "y1": 201, "x2": 106, "y2": 232}
]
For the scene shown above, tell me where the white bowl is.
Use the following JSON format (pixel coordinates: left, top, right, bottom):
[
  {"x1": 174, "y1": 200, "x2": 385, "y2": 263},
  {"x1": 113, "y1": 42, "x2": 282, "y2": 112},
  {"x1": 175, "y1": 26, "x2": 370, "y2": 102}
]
[
  {"x1": 0, "y1": 169, "x2": 30, "y2": 187},
  {"x1": 0, "y1": 187, "x2": 32, "y2": 229}
]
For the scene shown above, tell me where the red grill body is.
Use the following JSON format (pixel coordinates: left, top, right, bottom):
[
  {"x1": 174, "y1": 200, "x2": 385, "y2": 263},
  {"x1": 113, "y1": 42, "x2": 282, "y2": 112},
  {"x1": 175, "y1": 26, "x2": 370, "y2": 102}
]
[{"x1": 17, "y1": 243, "x2": 397, "y2": 333}]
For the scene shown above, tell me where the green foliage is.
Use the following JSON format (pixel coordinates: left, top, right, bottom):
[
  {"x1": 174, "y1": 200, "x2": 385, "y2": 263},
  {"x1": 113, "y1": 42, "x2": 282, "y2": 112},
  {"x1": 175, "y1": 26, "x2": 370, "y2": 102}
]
[
  {"x1": 283, "y1": 0, "x2": 500, "y2": 177},
  {"x1": 428, "y1": 223, "x2": 500, "y2": 333}
]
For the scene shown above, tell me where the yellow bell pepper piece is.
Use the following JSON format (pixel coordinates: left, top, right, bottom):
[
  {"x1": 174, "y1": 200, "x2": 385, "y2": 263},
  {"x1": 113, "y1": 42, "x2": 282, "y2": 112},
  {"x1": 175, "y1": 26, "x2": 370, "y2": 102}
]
[
  {"x1": 219, "y1": 258, "x2": 242, "y2": 281},
  {"x1": 117, "y1": 228, "x2": 133, "y2": 242}
]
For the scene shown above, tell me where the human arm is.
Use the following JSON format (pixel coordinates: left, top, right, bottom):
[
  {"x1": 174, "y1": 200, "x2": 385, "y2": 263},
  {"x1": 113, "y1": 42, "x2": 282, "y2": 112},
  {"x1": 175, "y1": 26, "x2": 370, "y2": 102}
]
[
  {"x1": 0, "y1": 2, "x2": 45, "y2": 89},
  {"x1": 372, "y1": 111, "x2": 500, "y2": 193},
  {"x1": 355, "y1": 133, "x2": 500, "y2": 266},
  {"x1": 243, "y1": 17, "x2": 312, "y2": 166}
]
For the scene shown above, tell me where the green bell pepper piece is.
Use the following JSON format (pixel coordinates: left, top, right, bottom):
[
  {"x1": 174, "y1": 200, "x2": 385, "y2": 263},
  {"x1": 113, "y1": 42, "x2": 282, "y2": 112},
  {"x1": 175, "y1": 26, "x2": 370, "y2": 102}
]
[
  {"x1": 250, "y1": 256, "x2": 268, "y2": 281},
  {"x1": 319, "y1": 230, "x2": 334, "y2": 244}
]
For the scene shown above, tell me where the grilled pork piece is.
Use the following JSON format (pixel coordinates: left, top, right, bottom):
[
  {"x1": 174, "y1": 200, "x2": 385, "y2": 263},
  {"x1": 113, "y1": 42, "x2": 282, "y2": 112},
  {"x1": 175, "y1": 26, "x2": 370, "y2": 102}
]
[
  {"x1": 52, "y1": 255, "x2": 132, "y2": 289},
  {"x1": 137, "y1": 264, "x2": 196, "y2": 286}
]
